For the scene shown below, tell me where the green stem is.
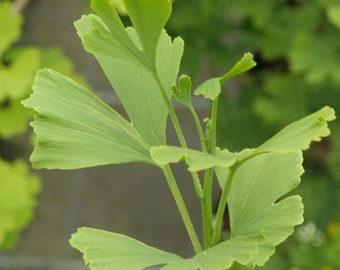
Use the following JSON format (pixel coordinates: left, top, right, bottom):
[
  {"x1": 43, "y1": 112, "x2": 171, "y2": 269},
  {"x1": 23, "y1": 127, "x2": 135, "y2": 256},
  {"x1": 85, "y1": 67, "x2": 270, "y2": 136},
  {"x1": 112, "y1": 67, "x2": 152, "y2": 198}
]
[
  {"x1": 201, "y1": 97, "x2": 219, "y2": 248},
  {"x1": 155, "y1": 76, "x2": 188, "y2": 148},
  {"x1": 188, "y1": 104, "x2": 207, "y2": 153},
  {"x1": 154, "y1": 75, "x2": 203, "y2": 199},
  {"x1": 201, "y1": 169, "x2": 214, "y2": 249},
  {"x1": 210, "y1": 98, "x2": 218, "y2": 155},
  {"x1": 161, "y1": 165, "x2": 202, "y2": 254},
  {"x1": 211, "y1": 164, "x2": 237, "y2": 245},
  {"x1": 154, "y1": 74, "x2": 204, "y2": 251}
]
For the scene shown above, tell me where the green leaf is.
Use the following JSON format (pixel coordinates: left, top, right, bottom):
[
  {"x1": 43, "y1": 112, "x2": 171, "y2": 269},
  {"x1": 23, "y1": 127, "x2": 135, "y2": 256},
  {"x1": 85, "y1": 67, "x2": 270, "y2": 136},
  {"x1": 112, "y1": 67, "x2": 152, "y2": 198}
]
[
  {"x1": 229, "y1": 151, "x2": 304, "y2": 262},
  {"x1": 70, "y1": 227, "x2": 273, "y2": 270},
  {"x1": 194, "y1": 77, "x2": 221, "y2": 101},
  {"x1": 0, "y1": 159, "x2": 40, "y2": 250},
  {"x1": 83, "y1": 0, "x2": 147, "y2": 67},
  {"x1": 0, "y1": 2, "x2": 22, "y2": 54},
  {"x1": 124, "y1": 0, "x2": 172, "y2": 63},
  {"x1": 151, "y1": 146, "x2": 236, "y2": 171},
  {"x1": 172, "y1": 74, "x2": 192, "y2": 106},
  {"x1": 70, "y1": 227, "x2": 182, "y2": 270},
  {"x1": 220, "y1": 52, "x2": 256, "y2": 84},
  {"x1": 194, "y1": 53, "x2": 256, "y2": 100},
  {"x1": 161, "y1": 234, "x2": 274, "y2": 270},
  {"x1": 22, "y1": 69, "x2": 153, "y2": 169},
  {"x1": 75, "y1": 0, "x2": 183, "y2": 146},
  {"x1": 255, "y1": 106, "x2": 336, "y2": 153}
]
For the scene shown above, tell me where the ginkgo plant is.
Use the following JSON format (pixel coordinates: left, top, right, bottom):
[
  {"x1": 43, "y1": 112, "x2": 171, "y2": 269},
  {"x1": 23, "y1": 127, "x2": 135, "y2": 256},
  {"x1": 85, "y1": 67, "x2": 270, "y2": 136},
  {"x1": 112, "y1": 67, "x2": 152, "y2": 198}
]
[{"x1": 22, "y1": 0, "x2": 336, "y2": 269}]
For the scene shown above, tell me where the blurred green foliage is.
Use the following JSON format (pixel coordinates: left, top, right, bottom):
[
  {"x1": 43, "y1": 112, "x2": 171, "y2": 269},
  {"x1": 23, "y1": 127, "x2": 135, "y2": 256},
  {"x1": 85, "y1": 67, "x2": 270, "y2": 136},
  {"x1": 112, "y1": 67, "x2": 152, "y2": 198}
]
[
  {"x1": 0, "y1": 0, "x2": 89, "y2": 250},
  {"x1": 166, "y1": 0, "x2": 340, "y2": 268}
]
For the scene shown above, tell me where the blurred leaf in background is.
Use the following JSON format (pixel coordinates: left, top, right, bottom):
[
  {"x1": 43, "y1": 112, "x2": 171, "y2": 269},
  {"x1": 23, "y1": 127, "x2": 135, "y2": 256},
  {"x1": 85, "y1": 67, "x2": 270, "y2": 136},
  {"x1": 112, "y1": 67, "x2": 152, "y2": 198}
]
[{"x1": 0, "y1": 0, "x2": 91, "y2": 250}]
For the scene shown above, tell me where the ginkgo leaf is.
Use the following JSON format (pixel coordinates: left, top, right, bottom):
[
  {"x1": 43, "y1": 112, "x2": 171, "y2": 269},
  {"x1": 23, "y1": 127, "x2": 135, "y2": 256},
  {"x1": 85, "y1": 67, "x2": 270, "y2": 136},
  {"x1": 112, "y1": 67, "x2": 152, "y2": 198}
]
[
  {"x1": 172, "y1": 74, "x2": 192, "y2": 106},
  {"x1": 255, "y1": 106, "x2": 336, "y2": 153},
  {"x1": 229, "y1": 151, "x2": 304, "y2": 248},
  {"x1": 70, "y1": 227, "x2": 273, "y2": 270},
  {"x1": 75, "y1": 0, "x2": 183, "y2": 146},
  {"x1": 70, "y1": 227, "x2": 182, "y2": 270},
  {"x1": 194, "y1": 53, "x2": 256, "y2": 100},
  {"x1": 194, "y1": 77, "x2": 221, "y2": 101},
  {"x1": 124, "y1": 0, "x2": 172, "y2": 63},
  {"x1": 161, "y1": 234, "x2": 273, "y2": 270},
  {"x1": 22, "y1": 69, "x2": 153, "y2": 169},
  {"x1": 220, "y1": 52, "x2": 256, "y2": 84},
  {"x1": 86, "y1": 0, "x2": 147, "y2": 67},
  {"x1": 151, "y1": 146, "x2": 236, "y2": 171}
]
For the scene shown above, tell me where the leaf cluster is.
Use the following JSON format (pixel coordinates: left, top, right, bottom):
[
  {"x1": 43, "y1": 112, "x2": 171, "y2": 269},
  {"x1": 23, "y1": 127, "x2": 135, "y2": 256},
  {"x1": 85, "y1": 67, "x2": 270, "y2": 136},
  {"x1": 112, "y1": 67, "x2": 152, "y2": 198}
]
[{"x1": 22, "y1": 0, "x2": 336, "y2": 269}]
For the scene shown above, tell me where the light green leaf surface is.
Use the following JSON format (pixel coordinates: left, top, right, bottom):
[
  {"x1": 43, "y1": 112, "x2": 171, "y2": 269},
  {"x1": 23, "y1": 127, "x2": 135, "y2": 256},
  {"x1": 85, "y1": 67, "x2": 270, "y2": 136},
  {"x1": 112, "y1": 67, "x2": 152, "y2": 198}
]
[
  {"x1": 172, "y1": 74, "x2": 192, "y2": 106},
  {"x1": 194, "y1": 77, "x2": 221, "y2": 101},
  {"x1": 151, "y1": 146, "x2": 236, "y2": 171},
  {"x1": 0, "y1": 2, "x2": 22, "y2": 54},
  {"x1": 75, "y1": 0, "x2": 183, "y2": 146},
  {"x1": 70, "y1": 227, "x2": 182, "y2": 270},
  {"x1": 84, "y1": 0, "x2": 147, "y2": 67},
  {"x1": 124, "y1": 0, "x2": 172, "y2": 63},
  {"x1": 229, "y1": 151, "x2": 304, "y2": 247},
  {"x1": 161, "y1": 234, "x2": 273, "y2": 270},
  {"x1": 220, "y1": 53, "x2": 256, "y2": 84},
  {"x1": 256, "y1": 106, "x2": 336, "y2": 153},
  {"x1": 22, "y1": 69, "x2": 153, "y2": 169},
  {"x1": 70, "y1": 227, "x2": 273, "y2": 270},
  {"x1": 194, "y1": 53, "x2": 256, "y2": 100}
]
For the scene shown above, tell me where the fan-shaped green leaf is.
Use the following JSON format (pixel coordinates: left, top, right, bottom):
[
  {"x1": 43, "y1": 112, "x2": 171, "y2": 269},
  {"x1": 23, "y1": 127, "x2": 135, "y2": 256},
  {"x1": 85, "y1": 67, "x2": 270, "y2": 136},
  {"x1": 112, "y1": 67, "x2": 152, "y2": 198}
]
[
  {"x1": 229, "y1": 151, "x2": 304, "y2": 247},
  {"x1": 256, "y1": 106, "x2": 336, "y2": 153},
  {"x1": 172, "y1": 74, "x2": 192, "y2": 106},
  {"x1": 194, "y1": 53, "x2": 256, "y2": 100},
  {"x1": 75, "y1": 0, "x2": 183, "y2": 146},
  {"x1": 220, "y1": 52, "x2": 256, "y2": 84},
  {"x1": 70, "y1": 227, "x2": 182, "y2": 270},
  {"x1": 162, "y1": 234, "x2": 273, "y2": 270},
  {"x1": 70, "y1": 227, "x2": 273, "y2": 270},
  {"x1": 22, "y1": 69, "x2": 153, "y2": 169},
  {"x1": 124, "y1": 0, "x2": 172, "y2": 63}
]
